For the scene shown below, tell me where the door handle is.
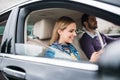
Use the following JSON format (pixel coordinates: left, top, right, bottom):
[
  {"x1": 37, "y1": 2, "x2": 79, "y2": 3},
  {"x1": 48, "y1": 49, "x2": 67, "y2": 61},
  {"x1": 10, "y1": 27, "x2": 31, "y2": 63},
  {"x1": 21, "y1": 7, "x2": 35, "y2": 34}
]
[{"x1": 3, "y1": 67, "x2": 26, "y2": 79}]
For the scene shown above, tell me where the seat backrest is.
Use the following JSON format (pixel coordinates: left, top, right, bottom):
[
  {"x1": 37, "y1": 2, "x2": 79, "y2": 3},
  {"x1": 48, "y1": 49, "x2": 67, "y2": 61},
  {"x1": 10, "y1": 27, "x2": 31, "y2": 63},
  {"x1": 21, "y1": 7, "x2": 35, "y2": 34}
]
[
  {"x1": 27, "y1": 18, "x2": 55, "y2": 56},
  {"x1": 33, "y1": 19, "x2": 55, "y2": 40},
  {"x1": 27, "y1": 18, "x2": 55, "y2": 46},
  {"x1": 73, "y1": 32, "x2": 88, "y2": 60}
]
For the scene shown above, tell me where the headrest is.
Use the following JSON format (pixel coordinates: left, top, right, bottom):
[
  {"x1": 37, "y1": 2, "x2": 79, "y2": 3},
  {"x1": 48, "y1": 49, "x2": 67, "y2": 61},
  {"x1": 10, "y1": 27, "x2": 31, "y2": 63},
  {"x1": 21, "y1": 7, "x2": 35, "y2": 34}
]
[{"x1": 33, "y1": 19, "x2": 55, "y2": 39}]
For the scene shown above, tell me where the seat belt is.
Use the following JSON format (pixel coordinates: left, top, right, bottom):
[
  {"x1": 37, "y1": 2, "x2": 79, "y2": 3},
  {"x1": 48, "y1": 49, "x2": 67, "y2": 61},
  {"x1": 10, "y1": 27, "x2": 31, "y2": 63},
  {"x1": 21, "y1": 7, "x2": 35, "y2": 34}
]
[{"x1": 97, "y1": 31, "x2": 104, "y2": 49}]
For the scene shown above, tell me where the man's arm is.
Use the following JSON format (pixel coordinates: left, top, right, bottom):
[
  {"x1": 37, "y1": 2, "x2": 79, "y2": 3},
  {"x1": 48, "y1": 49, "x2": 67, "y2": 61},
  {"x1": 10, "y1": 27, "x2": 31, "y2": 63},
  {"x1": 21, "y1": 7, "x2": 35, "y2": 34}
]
[
  {"x1": 80, "y1": 37, "x2": 95, "y2": 59},
  {"x1": 101, "y1": 33, "x2": 119, "y2": 44}
]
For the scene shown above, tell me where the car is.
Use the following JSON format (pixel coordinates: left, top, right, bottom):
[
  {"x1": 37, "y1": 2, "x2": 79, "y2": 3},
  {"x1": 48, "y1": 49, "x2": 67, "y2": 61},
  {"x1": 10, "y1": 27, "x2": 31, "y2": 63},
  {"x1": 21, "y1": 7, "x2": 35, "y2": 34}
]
[{"x1": 0, "y1": 0, "x2": 120, "y2": 80}]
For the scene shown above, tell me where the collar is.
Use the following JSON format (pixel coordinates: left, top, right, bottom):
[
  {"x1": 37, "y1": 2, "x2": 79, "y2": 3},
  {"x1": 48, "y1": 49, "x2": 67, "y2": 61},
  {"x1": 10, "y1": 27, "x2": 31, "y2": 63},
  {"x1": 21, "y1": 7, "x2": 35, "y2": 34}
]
[
  {"x1": 52, "y1": 41, "x2": 70, "y2": 50},
  {"x1": 85, "y1": 30, "x2": 98, "y2": 38}
]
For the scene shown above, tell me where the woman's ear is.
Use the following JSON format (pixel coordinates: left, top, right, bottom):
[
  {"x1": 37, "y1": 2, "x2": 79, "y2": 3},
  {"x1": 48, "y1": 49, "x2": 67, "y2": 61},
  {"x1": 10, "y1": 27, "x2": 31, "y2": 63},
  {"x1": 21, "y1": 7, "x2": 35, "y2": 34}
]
[{"x1": 57, "y1": 29, "x2": 62, "y2": 35}]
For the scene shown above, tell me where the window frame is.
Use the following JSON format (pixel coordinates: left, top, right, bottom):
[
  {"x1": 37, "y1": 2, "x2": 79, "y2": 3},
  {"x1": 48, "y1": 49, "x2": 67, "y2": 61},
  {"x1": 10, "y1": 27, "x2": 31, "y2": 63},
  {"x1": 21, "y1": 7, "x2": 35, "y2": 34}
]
[
  {"x1": 16, "y1": 0, "x2": 120, "y2": 56},
  {"x1": 16, "y1": 0, "x2": 120, "y2": 44}
]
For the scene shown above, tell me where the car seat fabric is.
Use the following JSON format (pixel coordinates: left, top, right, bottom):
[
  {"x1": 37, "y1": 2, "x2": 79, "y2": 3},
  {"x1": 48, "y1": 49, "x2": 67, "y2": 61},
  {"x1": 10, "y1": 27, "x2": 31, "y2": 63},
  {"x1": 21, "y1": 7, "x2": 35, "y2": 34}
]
[
  {"x1": 73, "y1": 32, "x2": 88, "y2": 60},
  {"x1": 27, "y1": 18, "x2": 55, "y2": 56},
  {"x1": 33, "y1": 19, "x2": 55, "y2": 40}
]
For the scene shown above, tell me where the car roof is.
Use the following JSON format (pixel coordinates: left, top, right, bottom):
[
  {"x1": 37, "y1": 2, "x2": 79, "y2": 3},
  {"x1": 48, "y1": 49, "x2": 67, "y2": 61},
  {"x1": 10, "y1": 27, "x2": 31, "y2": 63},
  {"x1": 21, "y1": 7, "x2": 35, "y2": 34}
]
[
  {"x1": 0, "y1": 0, "x2": 120, "y2": 16},
  {"x1": 0, "y1": 0, "x2": 120, "y2": 26},
  {"x1": 97, "y1": 0, "x2": 120, "y2": 7},
  {"x1": 73, "y1": 0, "x2": 120, "y2": 15}
]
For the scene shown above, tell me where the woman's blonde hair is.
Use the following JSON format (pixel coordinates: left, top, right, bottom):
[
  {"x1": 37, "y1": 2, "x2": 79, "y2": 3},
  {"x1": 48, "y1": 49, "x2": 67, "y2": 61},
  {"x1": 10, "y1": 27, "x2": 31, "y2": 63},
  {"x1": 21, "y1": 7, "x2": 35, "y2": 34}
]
[{"x1": 49, "y1": 16, "x2": 75, "y2": 45}]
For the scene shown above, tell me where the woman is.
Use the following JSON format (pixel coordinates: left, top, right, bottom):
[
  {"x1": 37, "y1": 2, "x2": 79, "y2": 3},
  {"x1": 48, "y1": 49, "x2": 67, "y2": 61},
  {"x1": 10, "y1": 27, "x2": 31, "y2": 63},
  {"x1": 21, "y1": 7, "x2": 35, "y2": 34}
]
[{"x1": 45, "y1": 16, "x2": 100, "y2": 62}]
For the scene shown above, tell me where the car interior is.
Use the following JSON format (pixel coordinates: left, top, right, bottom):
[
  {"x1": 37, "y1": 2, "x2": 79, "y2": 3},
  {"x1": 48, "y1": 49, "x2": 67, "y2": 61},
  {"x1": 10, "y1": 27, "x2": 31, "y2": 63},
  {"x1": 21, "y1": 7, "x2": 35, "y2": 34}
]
[
  {"x1": 25, "y1": 8, "x2": 88, "y2": 60},
  {"x1": 17, "y1": 7, "x2": 120, "y2": 61}
]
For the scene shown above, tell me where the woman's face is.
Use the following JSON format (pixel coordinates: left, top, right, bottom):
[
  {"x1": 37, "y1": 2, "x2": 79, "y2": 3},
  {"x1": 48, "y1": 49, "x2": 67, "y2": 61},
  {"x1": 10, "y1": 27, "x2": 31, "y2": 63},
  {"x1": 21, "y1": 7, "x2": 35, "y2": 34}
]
[{"x1": 58, "y1": 23, "x2": 77, "y2": 44}]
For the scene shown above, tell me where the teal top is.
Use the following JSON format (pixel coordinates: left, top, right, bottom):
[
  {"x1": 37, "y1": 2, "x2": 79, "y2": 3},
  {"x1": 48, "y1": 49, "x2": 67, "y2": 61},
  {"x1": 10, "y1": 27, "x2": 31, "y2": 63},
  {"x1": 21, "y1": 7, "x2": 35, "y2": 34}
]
[{"x1": 45, "y1": 41, "x2": 80, "y2": 60}]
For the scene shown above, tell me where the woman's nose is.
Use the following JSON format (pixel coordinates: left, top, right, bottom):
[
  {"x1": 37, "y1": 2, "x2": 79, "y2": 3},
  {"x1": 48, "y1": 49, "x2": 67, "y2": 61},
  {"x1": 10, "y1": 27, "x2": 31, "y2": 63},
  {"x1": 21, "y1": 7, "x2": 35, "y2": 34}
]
[{"x1": 73, "y1": 31, "x2": 77, "y2": 36}]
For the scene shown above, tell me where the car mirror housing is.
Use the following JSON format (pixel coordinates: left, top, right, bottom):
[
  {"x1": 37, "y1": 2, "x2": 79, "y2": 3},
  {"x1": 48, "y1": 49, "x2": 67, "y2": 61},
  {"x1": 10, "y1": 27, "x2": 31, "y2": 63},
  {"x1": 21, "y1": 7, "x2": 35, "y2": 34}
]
[{"x1": 97, "y1": 40, "x2": 120, "y2": 79}]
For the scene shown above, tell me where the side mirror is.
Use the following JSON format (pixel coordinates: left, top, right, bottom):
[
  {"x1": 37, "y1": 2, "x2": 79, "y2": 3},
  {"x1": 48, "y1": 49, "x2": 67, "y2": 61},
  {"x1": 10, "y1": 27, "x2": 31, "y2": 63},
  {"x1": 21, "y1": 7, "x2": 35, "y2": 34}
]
[{"x1": 97, "y1": 40, "x2": 120, "y2": 79}]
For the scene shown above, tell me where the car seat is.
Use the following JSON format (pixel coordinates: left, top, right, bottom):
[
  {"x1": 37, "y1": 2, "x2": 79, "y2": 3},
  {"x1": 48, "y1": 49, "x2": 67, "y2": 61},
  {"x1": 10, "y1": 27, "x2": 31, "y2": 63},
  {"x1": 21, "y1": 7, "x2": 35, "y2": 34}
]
[{"x1": 27, "y1": 18, "x2": 55, "y2": 50}]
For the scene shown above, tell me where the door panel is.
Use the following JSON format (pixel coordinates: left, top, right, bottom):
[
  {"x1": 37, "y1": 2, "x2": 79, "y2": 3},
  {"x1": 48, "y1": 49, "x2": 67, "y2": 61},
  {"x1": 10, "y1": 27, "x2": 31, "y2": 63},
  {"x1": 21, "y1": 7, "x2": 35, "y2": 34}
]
[
  {"x1": 0, "y1": 55, "x2": 3, "y2": 63},
  {"x1": 0, "y1": 54, "x2": 98, "y2": 80},
  {"x1": 0, "y1": 54, "x2": 7, "y2": 80}
]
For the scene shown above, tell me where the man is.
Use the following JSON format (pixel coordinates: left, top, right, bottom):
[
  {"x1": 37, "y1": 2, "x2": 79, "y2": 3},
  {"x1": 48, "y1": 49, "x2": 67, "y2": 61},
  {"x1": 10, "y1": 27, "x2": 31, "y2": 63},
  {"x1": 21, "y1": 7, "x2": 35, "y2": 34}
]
[{"x1": 79, "y1": 14, "x2": 118, "y2": 59}]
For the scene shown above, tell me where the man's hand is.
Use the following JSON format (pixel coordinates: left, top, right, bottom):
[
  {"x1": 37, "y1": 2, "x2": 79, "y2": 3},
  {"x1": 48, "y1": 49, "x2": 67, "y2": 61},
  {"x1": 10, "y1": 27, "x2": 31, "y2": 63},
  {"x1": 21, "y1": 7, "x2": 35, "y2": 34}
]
[{"x1": 89, "y1": 49, "x2": 103, "y2": 63}]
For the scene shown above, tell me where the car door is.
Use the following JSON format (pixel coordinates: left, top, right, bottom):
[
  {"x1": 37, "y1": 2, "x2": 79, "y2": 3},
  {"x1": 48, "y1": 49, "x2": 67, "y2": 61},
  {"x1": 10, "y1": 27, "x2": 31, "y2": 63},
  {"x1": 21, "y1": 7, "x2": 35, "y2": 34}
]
[
  {"x1": 0, "y1": 1, "x2": 99, "y2": 80},
  {"x1": 0, "y1": 8, "x2": 12, "y2": 80},
  {"x1": 0, "y1": 54, "x2": 3, "y2": 80},
  {"x1": 0, "y1": 6, "x2": 20, "y2": 80},
  {"x1": 0, "y1": 53, "x2": 99, "y2": 80}
]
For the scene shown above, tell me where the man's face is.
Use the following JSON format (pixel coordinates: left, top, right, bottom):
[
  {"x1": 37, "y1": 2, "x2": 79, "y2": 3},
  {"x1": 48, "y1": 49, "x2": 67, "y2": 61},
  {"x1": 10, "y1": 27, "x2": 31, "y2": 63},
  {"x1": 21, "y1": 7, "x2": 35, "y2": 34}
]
[{"x1": 87, "y1": 16, "x2": 97, "y2": 30}]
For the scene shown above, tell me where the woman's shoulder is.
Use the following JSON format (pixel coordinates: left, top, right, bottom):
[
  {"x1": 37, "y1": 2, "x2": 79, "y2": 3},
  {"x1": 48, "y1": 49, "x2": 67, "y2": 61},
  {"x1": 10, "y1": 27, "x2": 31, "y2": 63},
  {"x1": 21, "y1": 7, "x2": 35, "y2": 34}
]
[{"x1": 50, "y1": 41, "x2": 60, "y2": 48}]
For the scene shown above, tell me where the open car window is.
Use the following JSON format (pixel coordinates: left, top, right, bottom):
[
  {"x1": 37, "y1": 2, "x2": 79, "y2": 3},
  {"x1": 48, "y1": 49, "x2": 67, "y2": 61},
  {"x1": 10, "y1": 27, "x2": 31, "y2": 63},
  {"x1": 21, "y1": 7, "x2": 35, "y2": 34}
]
[
  {"x1": 16, "y1": 8, "x2": 89, "y2": 61},
  {"x1": 15, "y1": 7, "x2": 120, "y2": 62}
]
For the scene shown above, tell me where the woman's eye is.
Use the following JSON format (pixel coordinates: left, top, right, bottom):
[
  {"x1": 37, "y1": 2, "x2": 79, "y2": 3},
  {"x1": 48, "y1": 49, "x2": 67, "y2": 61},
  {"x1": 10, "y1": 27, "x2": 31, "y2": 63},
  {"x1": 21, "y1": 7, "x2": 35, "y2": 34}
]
[{"x1": 69, "y1": 30, "x2": 73, "y2": 33}]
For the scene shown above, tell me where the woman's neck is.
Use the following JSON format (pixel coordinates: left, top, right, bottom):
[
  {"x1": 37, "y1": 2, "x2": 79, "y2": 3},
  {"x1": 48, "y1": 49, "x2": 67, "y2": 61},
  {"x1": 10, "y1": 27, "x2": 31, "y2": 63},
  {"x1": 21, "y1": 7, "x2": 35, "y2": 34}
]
[{"x1": 58, "y1": 39, "x2": 66, "y2": 44}]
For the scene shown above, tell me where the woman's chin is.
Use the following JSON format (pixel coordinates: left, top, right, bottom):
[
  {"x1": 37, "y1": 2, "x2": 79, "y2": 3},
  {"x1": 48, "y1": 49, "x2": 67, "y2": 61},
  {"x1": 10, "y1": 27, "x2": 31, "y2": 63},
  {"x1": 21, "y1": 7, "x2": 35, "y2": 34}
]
[{"x1": 68, "y1": 41, "x2": 73, "y2": 44}]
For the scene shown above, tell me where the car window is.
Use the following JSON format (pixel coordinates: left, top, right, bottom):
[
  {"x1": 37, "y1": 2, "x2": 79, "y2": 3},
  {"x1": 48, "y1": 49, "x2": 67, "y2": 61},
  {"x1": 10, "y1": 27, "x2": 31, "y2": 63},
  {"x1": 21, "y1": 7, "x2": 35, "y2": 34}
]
[
  {"x1": 97, "y1": 17, "x2": 120, "y2": 35},
  {"x1": 15, "y1": 43, "x2": 74, "y2": 60},
  {"x1": 0, "y1": 12, "x2": 10, "y2": 45},
  {"x1": 14, "y1": 8, "x2": 87, "y2": 61},
  {"x1": 0, "y1": 21, "x2": 6, "y2": 44},
  {"x1": 14, "y1": 1, "x2": 120, "y2": 63},
  {"x1": 79, "y1": 17, "x2": 120, "y2": 35},
  {"x1": 15, "y1": 7, "x2": 120, "y2": 61},
  {"x1": 15, "y1": 43, "x2": 45, "y2": 56}
]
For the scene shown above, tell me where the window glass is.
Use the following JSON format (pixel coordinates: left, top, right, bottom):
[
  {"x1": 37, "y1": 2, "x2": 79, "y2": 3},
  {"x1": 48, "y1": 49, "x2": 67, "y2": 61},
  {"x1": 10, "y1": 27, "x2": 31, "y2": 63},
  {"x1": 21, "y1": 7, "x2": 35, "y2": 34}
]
[
  {"x1": 97, "y1": 18, "x2": 120, "y2": 35},
  {"x1": 15, "y1": 43, "x2": 76, "y2": 61},
  {"x1": 0, "y1": 11, "x2": 11, "y2": 45},
  {"x1": 0, "y1": 21, "x2": 6, "y2": 35},
  {"x1": 27, "y1": 25, "x2": 34, "y2": 38},
  {"x1": 16, "y1": 7, "x2": 120, "y2": 63},
  {"x1": 0, "y1": 20, "x2": 7, "y2": 44},
  {"x1": 15, "y1": 43, "x2": 45, "y2": 56},
  {"x1": 21, "y1": 8, "x2": 87, "y2": 61}
]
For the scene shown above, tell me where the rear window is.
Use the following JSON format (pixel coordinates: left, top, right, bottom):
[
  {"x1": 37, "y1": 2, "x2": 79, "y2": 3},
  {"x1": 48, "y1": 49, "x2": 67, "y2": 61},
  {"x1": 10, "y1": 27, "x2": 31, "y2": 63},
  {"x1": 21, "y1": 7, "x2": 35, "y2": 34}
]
[{"x1": 0, "y1": 11, "x2": 11, "y2": 44}]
